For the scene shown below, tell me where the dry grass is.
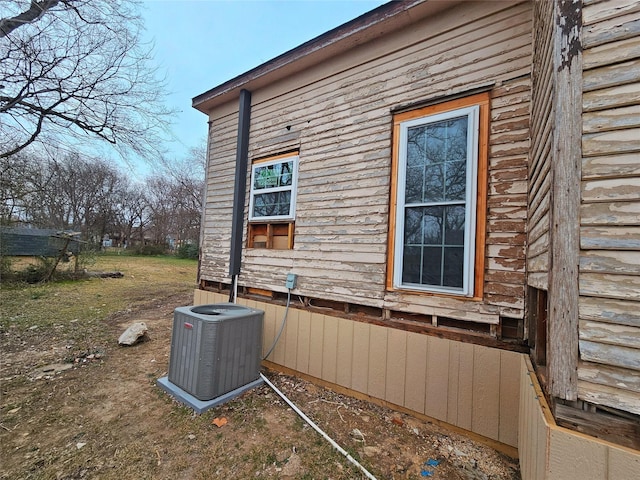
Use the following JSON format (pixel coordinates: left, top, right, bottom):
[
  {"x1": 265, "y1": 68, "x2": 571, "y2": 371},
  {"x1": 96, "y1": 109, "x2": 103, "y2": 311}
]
[
  {"x1": 0, "y1": 255, "x2": 368, "y2": 479},
  {"x1": 0, "y1": 254, "x2": 520, "y2": 480}
]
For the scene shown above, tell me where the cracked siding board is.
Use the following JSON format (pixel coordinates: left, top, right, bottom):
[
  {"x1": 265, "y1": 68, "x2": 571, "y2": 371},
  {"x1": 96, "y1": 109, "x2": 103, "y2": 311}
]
[
  {"x1": 581, "y1": 273, "x2": 640, "y2": 302},
  {"x1": 581, "y1": 201, "x2": 640, "y2": 226},
  {"x1": 583, "y1": 35, "x2": 640, "y2": 70},
  {"x1": 583, "y1": 104, "x2": 640, "y2": 133},
  {"x1": 583, "y1": 82, "x2": 640, "y2": 111},
  {"x1": 579, "y1": 320, "x2": 640, "y2": 350},
  {"x1": 578, "y1": 361, "x2": 640, "y2": 393},
  {"x1": 578, "y1": 381, "x2": 640, "y2": 416},
  {"x1": 580, "y1": 250, "x2": 640, "y2": 275},
  {"x1": 582, "y1": 7, "x2": 640, "y2": 49}
]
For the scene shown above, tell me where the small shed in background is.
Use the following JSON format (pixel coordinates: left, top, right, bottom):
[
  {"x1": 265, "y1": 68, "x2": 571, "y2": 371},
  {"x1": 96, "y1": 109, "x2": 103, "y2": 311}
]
[{"x1": 0, "y1": 227, "x2": 81, "y2": 258}]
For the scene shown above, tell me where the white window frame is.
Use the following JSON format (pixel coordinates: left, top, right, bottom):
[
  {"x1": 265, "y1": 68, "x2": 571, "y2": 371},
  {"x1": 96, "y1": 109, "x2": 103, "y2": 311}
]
[
  {"x1": 393, "y1": 106, "x2": 479, "y2": 296},
  {"x1": 248, "y1": 155, "x2": 299, "y2": 221}
]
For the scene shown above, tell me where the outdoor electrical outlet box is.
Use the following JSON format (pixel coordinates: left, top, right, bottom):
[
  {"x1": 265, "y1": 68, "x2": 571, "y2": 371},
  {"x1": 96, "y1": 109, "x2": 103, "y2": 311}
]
[{"x1": 285, "y1": 273, "x2": 297, "y2": 289}]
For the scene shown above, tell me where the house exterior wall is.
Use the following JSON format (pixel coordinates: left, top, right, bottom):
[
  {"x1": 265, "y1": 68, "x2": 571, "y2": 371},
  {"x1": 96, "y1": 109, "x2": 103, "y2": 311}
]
[
  {"x1": 200, "y1": 1, "x2": 532, "y2": 325},
  {"x1": 195, "y1": 0, "x2": 640, "y2": 469},
  {"x1": 519, "y1": 356, "x2": 640, "y2": 480},
  {"x1": 194, "y1": 289, "x2": 522, "y2": 450},
  {"x1": 577, "y1": 0, "x2": 640, "y2": 415}
]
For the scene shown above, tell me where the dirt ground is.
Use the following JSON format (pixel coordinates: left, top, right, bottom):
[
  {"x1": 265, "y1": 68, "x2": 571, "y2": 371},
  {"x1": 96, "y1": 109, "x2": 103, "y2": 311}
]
[{"x1": 1, "y1": 290, "x2": 521, "y2": 480}]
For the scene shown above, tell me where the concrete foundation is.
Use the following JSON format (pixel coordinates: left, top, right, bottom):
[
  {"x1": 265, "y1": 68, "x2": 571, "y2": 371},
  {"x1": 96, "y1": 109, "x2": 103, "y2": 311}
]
[{"x1": 157, "y1": 376, "x2": 264, "y2": 414}]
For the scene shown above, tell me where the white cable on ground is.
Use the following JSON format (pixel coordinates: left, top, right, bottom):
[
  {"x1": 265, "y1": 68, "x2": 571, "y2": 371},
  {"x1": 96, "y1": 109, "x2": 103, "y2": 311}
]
[{"x1": 259, "y1": 373, "x2": 379, "y2": 480}]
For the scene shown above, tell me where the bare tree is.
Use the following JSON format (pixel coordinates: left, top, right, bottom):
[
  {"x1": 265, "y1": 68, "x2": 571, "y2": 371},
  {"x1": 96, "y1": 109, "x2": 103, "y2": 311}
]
[
  {"x1": 0, "y1": 0, "x2": 172, "y2": 160},
  {"x1": 144, "y1": 145, "x2": 205, "y2": 248},
  {"x1": 0, "y1": 150, "x2": 35, "y2": 225},
  {"x1": 12, "y1": 152, "x2": 123, "y2": 244},
  {"x1": 113, "y1": 181, "x2": 149, "y2": 248}
]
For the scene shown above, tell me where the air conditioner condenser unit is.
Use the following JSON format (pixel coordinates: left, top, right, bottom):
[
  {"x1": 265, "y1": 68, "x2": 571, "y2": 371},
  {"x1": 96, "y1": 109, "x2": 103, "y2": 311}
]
[{"x1": 158, "y1": 303, "x2": 264, "y2": 412}]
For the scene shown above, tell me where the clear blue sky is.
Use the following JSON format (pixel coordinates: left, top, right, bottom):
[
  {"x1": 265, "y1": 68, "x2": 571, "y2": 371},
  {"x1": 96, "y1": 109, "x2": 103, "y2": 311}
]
[{"x1": 139, "y1": 0, "x2": 388, "y2": 173}]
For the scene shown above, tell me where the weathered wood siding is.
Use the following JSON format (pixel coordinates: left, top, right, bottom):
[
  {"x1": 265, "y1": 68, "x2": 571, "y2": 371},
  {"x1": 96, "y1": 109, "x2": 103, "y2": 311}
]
[
  {"x1": 578, "y1": 0, "x2": 640, "y2": 414},
  {"x1": 519, "y1": 356, "x2": 640, "y2": 480},
  {"x1": 202, "y1": 102, "x2": 242, "y2": 279},
  {"x1": 200, "y1": 1, "x2": 532, "y2": 323},
  {"x1": 194, "y1": 289, "x2": 522, "y2": 449},
  {"x1": 527, "y1": 0, "x2": 554, "y2": 291}
]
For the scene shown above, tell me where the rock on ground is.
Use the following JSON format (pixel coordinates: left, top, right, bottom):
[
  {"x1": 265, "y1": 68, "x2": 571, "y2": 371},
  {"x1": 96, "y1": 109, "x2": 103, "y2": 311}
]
[{"x1": 118, "y1": 322, "x2": 148, "y2": 345}]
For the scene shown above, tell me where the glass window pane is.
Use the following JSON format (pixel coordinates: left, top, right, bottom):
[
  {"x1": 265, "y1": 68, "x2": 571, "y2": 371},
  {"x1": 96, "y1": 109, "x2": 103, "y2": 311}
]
[
  {"x1": 404, "y1": 207, "x2": 423, "y2": 245},
  {"x1": 446, "y1": 117, "x2": 468, "y2": 162},
  {"x1": 423, "y1": 163, "x2": 444, "y2": 202},
  {"x1": 278, "y1": 161, "x2": 293, "y2": 186},
  {"x1": 445, "y1": 160, "x2": 466, "y2": 201},
  {"x1": 253, "y1": 165, "x2": 279, "y2": 189},
  {"x1": 253, "y1": 160, "x2": 294, "y2": 189},
  {"x1": 425, "y1": 123, "x2": 446, "y2": 165},
  {"x1": 406, "y1": 117, "x2": 468, "y2": 204},
  {"x1": 423, "y1": 206, "x2": 444, "y2": 245},
  {"x1": 405, "y1": 165, "x2": 424, "y2": 204},
  {"x1": 421, "y1": 246, "x2": 442, "y2": 286},
  {"x1": 402, "y1": 246, "x2": 421, "y2": 284},
  {"x1": 276, "y1": 191, "x2": 291, "y2": 216},
  {"x1": 443, "y1": 247, "x2": 464, "y2": 288},
  {"x1": 444, "y1": 206, "x2": 465, "y2": 246},
  {"x1": 407, "y1": 127, "x2": 426, "y2": 166},
  {"x1": 253, "y1": 191, "x2": 291, "y2": 218},
  {"x1": 253, "y1": 194, "x2": 266, "y2": 217}
]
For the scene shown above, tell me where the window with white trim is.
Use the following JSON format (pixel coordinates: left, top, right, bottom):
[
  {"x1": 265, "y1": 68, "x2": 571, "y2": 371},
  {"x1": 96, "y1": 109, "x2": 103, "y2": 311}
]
[
  {"x1": 390, "y1": 94, "x2": 488, "y2": 297},
  {"x1": 249, "y1": 154, "x2": 298, "y2": 221}
]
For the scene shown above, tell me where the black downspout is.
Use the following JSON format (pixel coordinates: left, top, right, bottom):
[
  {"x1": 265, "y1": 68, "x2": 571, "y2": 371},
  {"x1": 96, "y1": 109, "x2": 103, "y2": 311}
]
[{"x1": 229, "y1": 89, "x2": 252, "y2": 302}]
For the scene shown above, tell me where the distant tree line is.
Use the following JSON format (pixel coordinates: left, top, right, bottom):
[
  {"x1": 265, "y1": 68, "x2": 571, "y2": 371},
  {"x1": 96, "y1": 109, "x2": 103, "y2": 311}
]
[
  {"x1": 1, "y1": 1, "x2": 201, "y2": 257},
  {"x1": 1, "y1": 148, "x2": 204, "y2": 254}
]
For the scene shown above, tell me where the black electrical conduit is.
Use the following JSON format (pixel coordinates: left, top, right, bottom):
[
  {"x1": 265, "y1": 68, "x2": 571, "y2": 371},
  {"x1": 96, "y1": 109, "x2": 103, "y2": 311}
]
[{"x1": 229, "y1": 88, "x2": 251, "y2": 303}]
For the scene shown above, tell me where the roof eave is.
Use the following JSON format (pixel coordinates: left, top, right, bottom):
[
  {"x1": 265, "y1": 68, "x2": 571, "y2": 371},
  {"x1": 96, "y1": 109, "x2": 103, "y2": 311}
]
[{"x1": 192, "y1": 0, "x2": 460, "y2": 114}]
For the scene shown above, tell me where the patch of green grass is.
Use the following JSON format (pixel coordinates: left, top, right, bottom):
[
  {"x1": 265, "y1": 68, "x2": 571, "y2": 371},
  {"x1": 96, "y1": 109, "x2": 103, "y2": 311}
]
[
  {"x1": 0, "y1": 255, "x2": 197, "y2": 352},
  {"x1": 1, "y1": 256, "x2": 196, "y2": 326}
]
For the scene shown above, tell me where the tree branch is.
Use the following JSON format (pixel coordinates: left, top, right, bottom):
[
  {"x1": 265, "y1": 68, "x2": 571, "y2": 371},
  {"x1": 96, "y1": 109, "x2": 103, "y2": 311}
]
[{"x1": 0, "y1": 0, "x2": 61, "y2": 38}]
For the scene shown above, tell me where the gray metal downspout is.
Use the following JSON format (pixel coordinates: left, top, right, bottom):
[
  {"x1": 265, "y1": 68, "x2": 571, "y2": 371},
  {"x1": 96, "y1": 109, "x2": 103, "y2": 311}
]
[{"x1": 229, "y1": 89, "x2": 252, "y2": 302}]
